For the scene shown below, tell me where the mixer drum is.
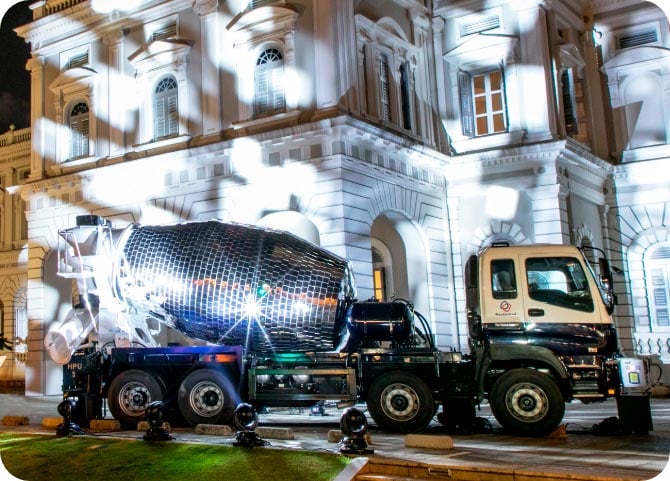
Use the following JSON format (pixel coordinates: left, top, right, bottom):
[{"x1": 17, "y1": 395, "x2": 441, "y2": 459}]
[{"x1": 114, "y1": 220, "x2": 355, "y2": 354}]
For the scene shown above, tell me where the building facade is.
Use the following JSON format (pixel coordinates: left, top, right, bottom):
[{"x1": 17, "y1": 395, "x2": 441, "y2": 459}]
[{"x1": 0, "y1": 0, "x2": 668, "y2": 395}]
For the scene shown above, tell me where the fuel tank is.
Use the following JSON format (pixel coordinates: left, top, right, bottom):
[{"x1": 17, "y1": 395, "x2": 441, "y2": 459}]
[{"x1": 114, "y1": 220, "x2": 356, "y2": 354}]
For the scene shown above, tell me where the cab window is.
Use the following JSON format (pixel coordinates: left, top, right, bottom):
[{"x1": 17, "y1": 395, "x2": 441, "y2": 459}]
[
  {"x1": 491, "y1": 259, "x2": 517, "y2": 299},
  {"x1": 525, "y1": 257, "x2": 594, "y2": 312}
]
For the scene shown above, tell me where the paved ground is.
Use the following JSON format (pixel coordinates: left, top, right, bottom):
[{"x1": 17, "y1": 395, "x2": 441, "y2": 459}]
[{"x1": 0, "y1": 392, "x2": 669, "y2": 480}]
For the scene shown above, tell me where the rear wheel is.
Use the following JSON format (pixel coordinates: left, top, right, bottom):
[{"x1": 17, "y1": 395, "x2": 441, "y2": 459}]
[
  {"x1": 366, "y1": 371, "x2": 435, "y2": 433},
  {"x1": 108, "y1": 369, "x2": 164, "y2": 427},
  {"x1": 178, "y1": 369, "x2": 236, "y2": 426},
  {"x1": 490, "y1": 368, "x2": 564, "y2": 436}
]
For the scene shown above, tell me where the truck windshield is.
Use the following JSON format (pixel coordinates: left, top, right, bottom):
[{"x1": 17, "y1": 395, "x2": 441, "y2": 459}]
[{"x1": 525, "y1": 257, "x2": 594, "y2": 312}]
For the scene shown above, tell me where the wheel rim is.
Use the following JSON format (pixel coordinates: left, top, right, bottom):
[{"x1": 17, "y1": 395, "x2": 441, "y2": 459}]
[
  {"x1": 118, "y1": 382, "x2": 152, "y2": 417},
  {"x1": 505, "y1": 382, "x2": 549, "y2": 423},
  {"x1": 379, "y1": 383, "x2": 419, "y2": 421},
  {"x1": 188, "y1": 380, "x2": 224, "y2": 418}
]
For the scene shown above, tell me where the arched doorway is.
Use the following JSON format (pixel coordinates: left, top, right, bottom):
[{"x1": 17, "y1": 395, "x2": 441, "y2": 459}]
[{"x1": 371, "y1": 212, "x2": 430, "y2": 318}]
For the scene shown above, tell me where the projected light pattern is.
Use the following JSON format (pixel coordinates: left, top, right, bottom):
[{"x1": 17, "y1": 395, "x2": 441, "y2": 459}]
[{"x1": 115, "y1": 221, "x2": 354, "y2": 353}]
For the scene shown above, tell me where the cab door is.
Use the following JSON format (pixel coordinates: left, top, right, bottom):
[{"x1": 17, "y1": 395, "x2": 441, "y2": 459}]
[
  {"x1": 518, "y1": 253, "x2": 609, "y2": 354},
  {"x1": 481, "y1": 254, "x2": 527, "y2": 330}
]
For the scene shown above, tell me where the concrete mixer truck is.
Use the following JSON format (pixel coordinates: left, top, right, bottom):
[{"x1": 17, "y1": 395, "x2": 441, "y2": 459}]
[{"x1": 45, "y1": 215, "x2": 643, "y2": 436}]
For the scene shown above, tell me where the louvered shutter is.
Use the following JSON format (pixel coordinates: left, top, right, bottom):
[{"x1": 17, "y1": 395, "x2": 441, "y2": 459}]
[
  {"x1": 458, "y1": 71, "x2": 474, "y2": 137},
  {"x1": 154, "y1": 96, "x2": 166, "y2": 138},
  {"x1": 256, "y1": 68, "x2": 270, "y2": 116},
  {"x1": 272, "y1": 65, "x2": 285, "y2": 111},
  {"x1": 380, "y1": 55, "x2": 391, "y2": 122},
  {"x1": 80, "y1": 116, "x2": 89, "y2": 156},
  {"x1": 167, "y1": 94, "x2": 178, "y2": 135}
]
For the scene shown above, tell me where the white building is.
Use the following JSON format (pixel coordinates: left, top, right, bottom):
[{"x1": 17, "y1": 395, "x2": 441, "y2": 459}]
[{"x1": 0, "y1": 0, "x2": 667, "y2": 395}]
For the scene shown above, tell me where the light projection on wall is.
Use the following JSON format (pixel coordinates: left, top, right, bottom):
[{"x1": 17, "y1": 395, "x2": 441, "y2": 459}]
[{"x1": 484, "y1": 185, "x2": 519, "y2": 221}]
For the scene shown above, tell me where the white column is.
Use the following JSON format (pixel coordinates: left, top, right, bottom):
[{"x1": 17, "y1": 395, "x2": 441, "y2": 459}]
[
  {"x1": 410, "y1": 8, "x2": 435, "y2": 145},
  {"x1": 513, "y1": 1, "x2": 557, "y2": 142},
  {"x1": 313, "y1": 0, "x2": 359, "y2": 118},
  {"x1": 26, "y1": 56, "x2": 45, "y2": 181},
  {"x1": 103, "y1": 31, "x2": 125, "y2": 156},
  {"x1": 528, "y1": 182, "x2": 570, "y2": 244},
  {"x1": 194, "y1": 0, "x2": 222, "y2": 136}
]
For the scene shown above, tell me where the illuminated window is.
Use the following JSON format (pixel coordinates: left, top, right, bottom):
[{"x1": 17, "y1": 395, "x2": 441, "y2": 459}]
[
  {"x1": 255, "y1": 48, "x2": 285, "y2": 118},
  {"x1": 646, "y1": 246, "x2": 670, "y2": 328},
  {"x1": 69, "y1": 101, "x2": 89, "y2": 159},
  {"x1": 154, "y1": 76, "x2": 178, "y2": 140},
  {"x1": 459, "y1": 69, "x2": 507, "y2": 137}
]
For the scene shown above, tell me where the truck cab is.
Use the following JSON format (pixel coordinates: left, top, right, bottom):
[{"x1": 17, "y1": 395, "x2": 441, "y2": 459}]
[{"x1": 464, "y1": 244, "x2": 621, "y2": 435}]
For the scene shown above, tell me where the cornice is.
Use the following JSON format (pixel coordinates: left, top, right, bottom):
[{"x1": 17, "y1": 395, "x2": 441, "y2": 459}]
[{"x1": 16, "y1": 0, "x2": 195, "y2": 53}]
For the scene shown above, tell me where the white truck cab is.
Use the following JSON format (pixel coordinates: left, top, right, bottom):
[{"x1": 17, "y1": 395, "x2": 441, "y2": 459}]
[
  {"x1": 480, "y1": 244, "x2": 614, "y2": 330},
  {"x1": 463, "y1": 243, "x2": 626, "y2": 435}
]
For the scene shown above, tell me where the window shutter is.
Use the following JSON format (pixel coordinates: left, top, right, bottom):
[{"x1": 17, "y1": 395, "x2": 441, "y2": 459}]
[
  {"x1": 154, "y1": 97, "x2": 166, "y2": 138},
  {"x1": 380, "y1": 55, "x2": 391, "y2": 122},
  {"x1": 256, "y1": 68, "x2": 270, "y2": 116},
  {"x1": 400, "y1": 62, "x2": 411, "y2": 130},
  {"x1": 271, "y1": 64, "x2": 285, "y2": 110},
  {"x1": 67, "y1": 52, "x2": 89, "y2": 69},
  {"x1": 458, "y1": 71, "x2": 474, "y2": 137},
  {"x1": 167, "y1": 94, "x2": 178, "y2": 135},
  {"x1": 154, "y1": 76, "x2": 178, "y2": 139},
  {"x1": 255, "y1": 49, "x2": 284, "y2": 117},
  {"x1": 151, "y1": 23, "x2": 177, "y2": 42},
  {"x1": 561, "y1": 70, "x2": 577, "y2": 135},
  {"x1": 80, "y1": 117, "x2": 89, "y2": 156},
  {"x1": 69, "y1": 102, "x2": 89, "y2": 159}
]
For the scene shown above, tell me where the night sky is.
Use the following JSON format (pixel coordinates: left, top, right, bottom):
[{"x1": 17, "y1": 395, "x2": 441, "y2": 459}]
[{"x1": 0, "y1": 0, "x2": 31, "y2": 134}]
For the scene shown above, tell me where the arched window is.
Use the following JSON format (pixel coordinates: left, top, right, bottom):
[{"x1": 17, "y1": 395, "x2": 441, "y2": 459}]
[
  {"x1": 154, "y1": 76, "x2": 179, "y2": 140},
  {"x1": 645, "y1": 244, "x2": 670, "y2": 328},
  {"x1": 69, "y1": 101, "x2": 90, "y2": 159},
  {"x1": 255, "y1": 48, "x2": 285, "y2": 117}
]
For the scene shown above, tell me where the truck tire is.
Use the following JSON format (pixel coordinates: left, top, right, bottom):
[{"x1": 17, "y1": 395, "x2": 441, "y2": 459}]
[
  {"x1": 177, "y1": 369, "x2": 235, "y2": 426},
  {"x1": 490, "y1": 368, "x2": 564, "y2": 436},
  {"x1": 366, "y1": 371, "x2": 435, "y2": 433},
  {"x1": 108, "y1": 369, "x2": 164, "y2": 427}
]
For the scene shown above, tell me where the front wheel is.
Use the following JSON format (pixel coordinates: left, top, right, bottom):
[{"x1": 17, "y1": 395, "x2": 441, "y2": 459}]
[
  {"x1": 366, "y1": 371, "x2": 435, "y2": 433},
  {"x1": 178, "y1": 369, "x2": 236, "y2": 426},
  {"x1": 489, "y1": 368, "x2": 564, "y2": 436}
]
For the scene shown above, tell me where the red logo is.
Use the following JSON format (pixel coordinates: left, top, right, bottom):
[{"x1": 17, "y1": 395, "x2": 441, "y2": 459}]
[{"x1": 500, "y1": 301, "x2": 511, "y2": 312}]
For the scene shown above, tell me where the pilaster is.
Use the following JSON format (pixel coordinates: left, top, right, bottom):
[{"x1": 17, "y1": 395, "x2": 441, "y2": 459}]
[
  {"x1": 194, "y1": 0, "x2": 221, "y2": 136},
  {"x1": 103, "y1": 30, "x2": 125, "y2": 156},
  {"x1": 26, "y1": 55, "x2": 45, "y2": 181},
  {"x1": 513, "y1": 1, "x2": 557, "y2": 142}
]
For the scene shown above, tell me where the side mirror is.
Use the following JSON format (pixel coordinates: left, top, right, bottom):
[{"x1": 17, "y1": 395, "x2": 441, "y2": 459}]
[{"x1": 598, "y1": 258, "x2": 616, "y2": 314}]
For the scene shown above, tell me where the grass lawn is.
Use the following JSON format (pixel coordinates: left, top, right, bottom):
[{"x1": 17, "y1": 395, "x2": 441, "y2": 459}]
[{"x1": 0, "y1": 433, "x2": 351, "y2": 481}]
